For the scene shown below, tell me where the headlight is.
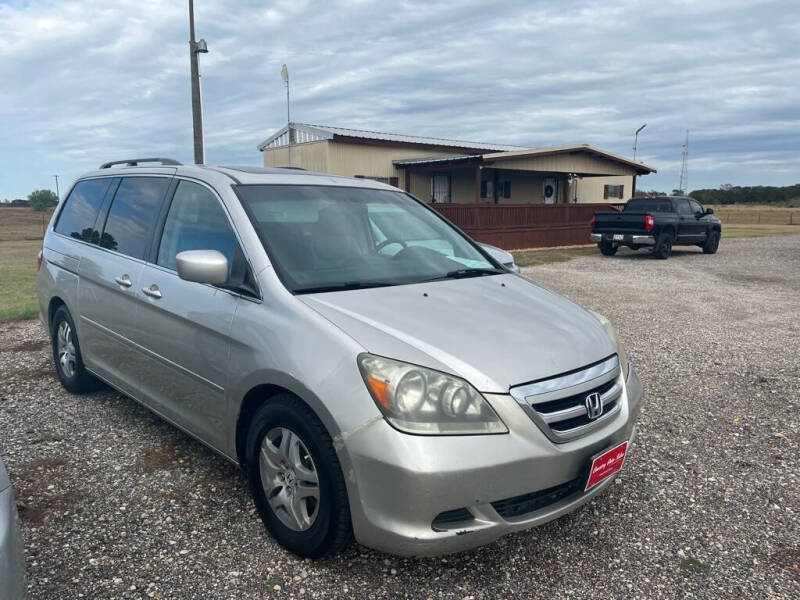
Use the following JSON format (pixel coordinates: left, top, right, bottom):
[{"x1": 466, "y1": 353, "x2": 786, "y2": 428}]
[
  {"x1": 589, "y1": 311, "x2": 629, "y2": 379},
  {"x1": 357, "y1": 354, "x2": 507, "y2": 435}
]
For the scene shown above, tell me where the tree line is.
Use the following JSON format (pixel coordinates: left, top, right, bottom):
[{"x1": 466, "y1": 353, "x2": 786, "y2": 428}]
[
  {"x1": 689, "y1": 183, "x2": 800, "y2": 205},
  {"x1": 0, "y1": 189, "x2": 59, "y2": 211}
]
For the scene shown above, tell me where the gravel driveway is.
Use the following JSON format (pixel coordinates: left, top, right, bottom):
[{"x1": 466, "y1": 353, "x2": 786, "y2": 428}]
[{"x1": 2, "y1": 234, "x2": 799, "y2": 599}]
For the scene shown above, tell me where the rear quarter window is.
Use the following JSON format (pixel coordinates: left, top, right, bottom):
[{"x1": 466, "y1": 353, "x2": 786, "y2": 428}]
[{"x1": 54, "y1": 178, "x2": 113, "y2": 242}]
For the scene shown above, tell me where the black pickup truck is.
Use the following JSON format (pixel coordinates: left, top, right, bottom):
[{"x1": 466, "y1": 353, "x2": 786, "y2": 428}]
[{"x1": 590, "y1": 196, "x2": 722, "y2": 259}]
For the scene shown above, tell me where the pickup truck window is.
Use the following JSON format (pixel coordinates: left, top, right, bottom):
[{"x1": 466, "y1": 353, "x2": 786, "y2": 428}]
[
  {"x1": 688, "y1": 199, "x2": 703, "y2": 214},
  {"x1": 675, "y1": 199, "x2": 692, "y2": 215},
  {"x1": 624, "y1": 198, "x2": 673, "y2": 213}
]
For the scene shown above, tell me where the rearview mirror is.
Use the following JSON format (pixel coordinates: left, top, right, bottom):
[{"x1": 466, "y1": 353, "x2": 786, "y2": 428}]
[
  {"x1": 176, "y1": 250, "x2": 228, "y2": 285},
  {"x1": 705, "y1": 208, "x2": 714, "y2": 215}
]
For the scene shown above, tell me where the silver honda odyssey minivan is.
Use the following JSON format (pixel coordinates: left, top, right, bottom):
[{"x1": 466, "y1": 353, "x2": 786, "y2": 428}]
[{"x1": 36, "y1": 159, "x2": 643, "y2": 557}]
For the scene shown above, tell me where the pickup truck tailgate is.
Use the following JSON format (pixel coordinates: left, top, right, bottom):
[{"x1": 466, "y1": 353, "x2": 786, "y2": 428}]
[{"x1": 593, "y1": 212, "x2": 648, "y2": 232}]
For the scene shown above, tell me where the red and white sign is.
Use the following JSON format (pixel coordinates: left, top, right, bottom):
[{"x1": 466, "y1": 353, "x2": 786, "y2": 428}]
[{"x1": 584, "y1": 441, "x2": 628, "y2": 492}]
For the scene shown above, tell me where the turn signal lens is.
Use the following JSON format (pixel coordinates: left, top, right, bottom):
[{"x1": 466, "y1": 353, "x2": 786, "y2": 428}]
[
  {"x1": 645, "y1": 214, "x2": 655, "y2": 232},
  {"x1": 365, "y1": 376, "x2": 391, "y2": 411}
]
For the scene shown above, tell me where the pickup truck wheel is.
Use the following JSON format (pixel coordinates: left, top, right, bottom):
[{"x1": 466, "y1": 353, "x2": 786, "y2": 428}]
[
  {"x1": 245, "y1": 394, "x2": 353, "y2": 558},
  {"x1": 703, "y1": 229, "x2": 721, "y2": 254},
  {"x1": 50, "y1": 305, "x2": 101, "y2": 393},
  {"x1": 599, "y1": 242, "x2": 618, "y2": 256},
  {"x1": 653, "y1": 232, "x2": 673, "y2": 260}
]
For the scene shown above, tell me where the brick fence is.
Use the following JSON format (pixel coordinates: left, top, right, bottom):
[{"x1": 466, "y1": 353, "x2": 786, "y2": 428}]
[{"x1": 431, "y1": 203, "x2": 623, "y2": 250}]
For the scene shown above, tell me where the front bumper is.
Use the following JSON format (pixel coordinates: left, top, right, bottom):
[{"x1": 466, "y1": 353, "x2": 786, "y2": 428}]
[
  {"x1": 590, "y1": 233, "x2": 655, "y2": 245},
  {"x1": 342, "y1": 364, "x2": 644, "y2": 556}
]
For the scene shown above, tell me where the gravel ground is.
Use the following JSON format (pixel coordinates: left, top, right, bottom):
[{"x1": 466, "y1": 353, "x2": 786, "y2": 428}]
[{"x1": 1, "y1": 234, "x2": 799, "y2": 599}]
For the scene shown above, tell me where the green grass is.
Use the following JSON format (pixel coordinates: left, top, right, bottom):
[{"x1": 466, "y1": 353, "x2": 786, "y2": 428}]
[{"x1": 0, "y1": 239, "x2": 42, "y2": 322}]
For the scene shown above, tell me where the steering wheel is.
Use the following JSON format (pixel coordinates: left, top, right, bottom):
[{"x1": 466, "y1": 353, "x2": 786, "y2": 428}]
[{"x1": 375, "y1": 239, "x2": 408, "y2": 253}]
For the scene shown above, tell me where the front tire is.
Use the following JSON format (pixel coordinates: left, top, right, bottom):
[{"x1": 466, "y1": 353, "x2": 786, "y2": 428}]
[
  {"x1": 653, "y1": 231, "x2": 673, "y2": 260},
  {"x1": 599, "y1": 241, "x2": 618, "y2": 256},
  {"x1": 50, "y1": 305, "x2": 100, "y2": 393},
  {"x1": 703, "y1": 229, "x2": 720, "y2": 254},
  {"x1": 246, "y1": 394, "x2": 353, "y2": 558}
]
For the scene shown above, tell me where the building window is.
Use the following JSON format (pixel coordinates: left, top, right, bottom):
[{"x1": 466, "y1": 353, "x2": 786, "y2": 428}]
[
  {"x1": 481, "y1": 180, "x2": 511, "y2": 202},
  {"x1": 431, "y1": 173, "x2": 451, "y2": 203},
  {"x1": 603, "y1": 184, "x2": 625, "y2": 199}
]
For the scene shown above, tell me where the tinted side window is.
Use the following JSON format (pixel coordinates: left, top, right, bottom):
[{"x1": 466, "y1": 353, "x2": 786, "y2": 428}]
[
  {"x1": 157, "y1": 181, "x2": 240, "y2": 277},
  {"x1": 54, "y1": 178, "x2": 112, "y2": 243},
  {"x1": 101, "y1": 177, "x2": 170, "y2": 259},
  {"x1": 688, "y1": 199, "x2": 703, "y2": 214},
  {"x1": 675, "y1": 199, "x2": 692, "y2": 215}
]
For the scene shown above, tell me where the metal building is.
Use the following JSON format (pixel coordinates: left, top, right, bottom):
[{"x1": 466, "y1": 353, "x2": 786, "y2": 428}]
[{"x1": 258, "y1": 123, "x2": 656, "y2": 205}]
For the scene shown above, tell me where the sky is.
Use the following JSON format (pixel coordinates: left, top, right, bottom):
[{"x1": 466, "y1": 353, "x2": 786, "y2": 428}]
[{"x1": 1, "y1": 0, "x2": 799, "y2": 200}]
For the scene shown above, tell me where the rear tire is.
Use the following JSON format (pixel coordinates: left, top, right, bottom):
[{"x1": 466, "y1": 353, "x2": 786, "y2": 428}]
[
  {"x1": 653, "y1": 232, "x2": 673, "y2": 260},
  {"x1": 50, "y1": 305, "x2": 100, "y2": 393},
  {"x1": 245, "y1": 394, "x2": 353, "y2": 558},
  {"x1": 703, "y1": 229, "x2": 720, "y2": 254},
  {"x1": 599, "y1": 242, "x2": 618, "y2": 256}
]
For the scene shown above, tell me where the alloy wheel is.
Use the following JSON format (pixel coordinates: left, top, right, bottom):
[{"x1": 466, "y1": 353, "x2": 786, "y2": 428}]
[
  {"x1": 56, "y1": 321, "x2": 76, "y2": 378},
  {"x1": 259, "y1": 427, "x2": 320, "y2": 531}
]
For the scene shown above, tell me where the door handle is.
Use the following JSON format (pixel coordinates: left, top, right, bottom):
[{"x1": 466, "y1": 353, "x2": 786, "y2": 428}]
[
  {"x1": 114, "y1": 275, "x2": 132, "y2": 288},
  {"x1": 142, "y1": 284, "x2": 162, "y2": 299}
]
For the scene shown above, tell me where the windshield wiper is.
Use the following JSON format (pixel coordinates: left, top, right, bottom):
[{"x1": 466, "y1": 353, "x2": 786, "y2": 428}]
[
  {"x1": 294, "y1": 281, "x2": 396, "y2": 294},
  {"x1": 417, "y1": 267, "x2": 504, "y2": 283}
]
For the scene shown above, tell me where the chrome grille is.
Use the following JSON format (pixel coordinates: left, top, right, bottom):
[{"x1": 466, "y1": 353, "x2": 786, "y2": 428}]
[{"x1": 510, "y1": 355, "x2": 622, "y2": 443}]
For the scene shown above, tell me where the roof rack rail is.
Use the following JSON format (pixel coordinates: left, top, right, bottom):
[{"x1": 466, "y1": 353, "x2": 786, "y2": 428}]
[
  {"x1": 278, "y1": 166, "x2": 307, "y2": 171},
  {"x1": 99, "y1": 158, "x2": 182, "y2": 169}
]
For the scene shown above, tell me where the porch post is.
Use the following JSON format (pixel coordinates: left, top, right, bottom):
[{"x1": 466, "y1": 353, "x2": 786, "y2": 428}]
[
  {"x1": 632, "y1": 175, "x2": 636, "y2": 198},
  {"x1": 474, "y1": 165, "x2": 482, "y2": 228}
]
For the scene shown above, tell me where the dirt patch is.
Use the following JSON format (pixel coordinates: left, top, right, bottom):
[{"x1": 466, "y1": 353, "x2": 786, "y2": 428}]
[
  {"x1": 772, "y1": 547, "x2": 800, "y2": 582},
  {"x1": 3, "y1": 339, "x2": 48, "y2": 353},
  {"x1": 5, "y1": 366, "x2": 55, "y2": 382},
  {"x1": 16, "y1": 455, "x2": 68, "y2": 477},
  {"x1": 17, "y1": 490, "x2": 85, "y2": 526},
  {"x1": 137, "y1": 444, "x2": 179, "y2": 474},
  {"x1": 679, "y1": 557, "x2": 710, "y2": 575}
]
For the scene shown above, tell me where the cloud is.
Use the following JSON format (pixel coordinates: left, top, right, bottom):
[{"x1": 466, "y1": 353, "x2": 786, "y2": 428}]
[{"x1": 1, "y1": 0, "x2": 799, "y2": 198}]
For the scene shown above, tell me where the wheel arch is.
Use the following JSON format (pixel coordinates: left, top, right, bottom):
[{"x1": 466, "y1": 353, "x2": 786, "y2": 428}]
[
  {"x1": 47, "y1": 296, "x2": 67, "y2": 330},
  {"x1": 234, "y1": 379, "x2": 341, "y2": 468}
]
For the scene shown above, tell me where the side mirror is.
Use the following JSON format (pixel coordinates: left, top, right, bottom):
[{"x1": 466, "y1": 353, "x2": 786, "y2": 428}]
[
  {"x1": 176, "y1": 250, "x2": 228, "y2": 285},
  {"x1": 705, "y1": 208, "x2": 714, "y2": 215}
]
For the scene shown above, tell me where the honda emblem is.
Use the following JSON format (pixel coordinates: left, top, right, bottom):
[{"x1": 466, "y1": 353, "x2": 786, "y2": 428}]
[{"x1": 585, "y1": 392, "x2": 603, "y2": 420}]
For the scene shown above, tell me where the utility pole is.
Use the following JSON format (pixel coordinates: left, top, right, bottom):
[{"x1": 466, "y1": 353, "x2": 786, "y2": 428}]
[
  {"x1": 678, "y1": 130, "x2": 689, "y2": 194},
  {"x1": 281, "y1": 64, "x2": 291, "y2": 167},
  {"x1": 188, "y1": 0, "x2": 208, "y2": 164},
  {"x1": 633, "y1": 124, "x2": 646, "y2": 161},
  {"x1": 53, "y1": 174, "x2": 60, "y2": 200}
]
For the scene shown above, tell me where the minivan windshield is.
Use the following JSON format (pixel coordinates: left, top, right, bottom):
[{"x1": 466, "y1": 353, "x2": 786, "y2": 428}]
[{"x1": 235, "y1": 185, "x2": 500, "y2": 293}]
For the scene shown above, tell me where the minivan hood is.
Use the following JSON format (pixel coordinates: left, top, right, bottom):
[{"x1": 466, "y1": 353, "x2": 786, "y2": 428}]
[{"x1": 300, "y1": 274, "x2": 615, "y2": 393}]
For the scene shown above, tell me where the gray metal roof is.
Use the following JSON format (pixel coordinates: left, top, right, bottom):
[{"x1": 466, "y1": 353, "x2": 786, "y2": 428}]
[
  {"x1": 257, "y1": 122, "x2": 527, "y2": 152},
  {"x1": 392, "y1": 154, "x2": 481, "y2": 166}
]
